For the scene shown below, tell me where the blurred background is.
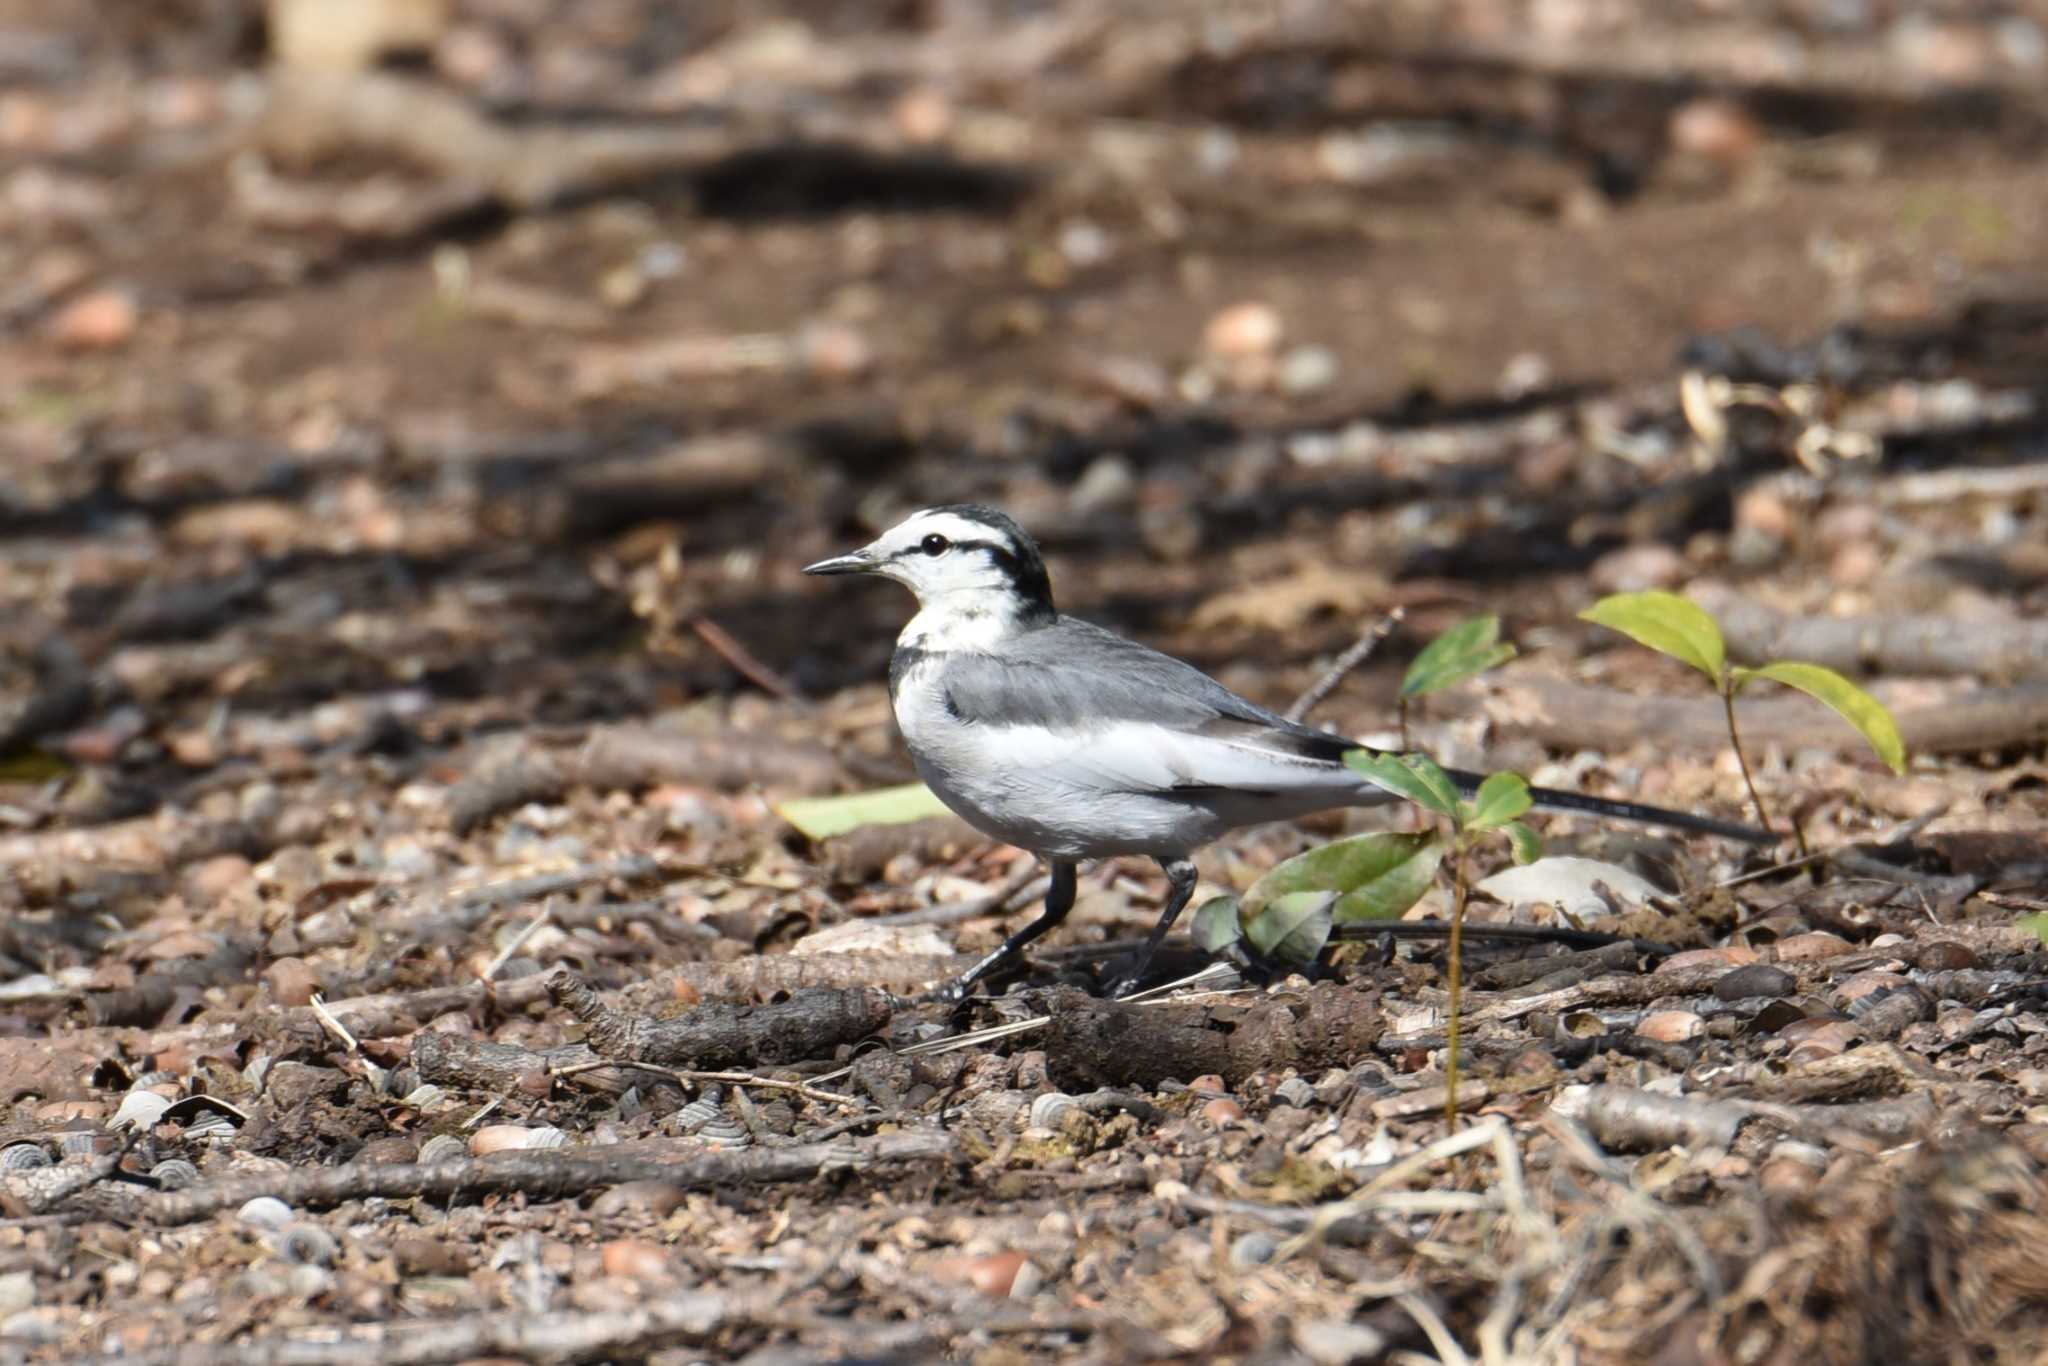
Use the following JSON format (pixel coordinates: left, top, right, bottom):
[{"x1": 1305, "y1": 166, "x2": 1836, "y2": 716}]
[{"x1": 2, "y1": 0, "x2": 2045, "y2": 797}]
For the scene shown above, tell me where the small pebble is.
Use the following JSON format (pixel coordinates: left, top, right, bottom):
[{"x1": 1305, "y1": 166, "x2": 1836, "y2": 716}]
[
  {"x1": 1273, "y1": 1077, "x2": 1316, "y2": 1108},
  {"x1": 600, "y1": 1240, "x2": 672, "y2": 1281},
  {"x1": 434, "y1": 23, "x2": 511, "y2": 86},
  {"x1": 1713, "y1": 964, "x2": 1796, "y2": 1000},
  {"x1": 798, "y1": 321, "x2": 872, "y2": 379},
  {"x1": 1659, "y1": 946, "x2": 1759, "y2": 972},
  {"x1": 1914, "y1": 940, "x2": 1976, "y2": 971},
  {"x1": 1590, "y1": 543, "x2": 1687, "y2": 593},
  {"x1": 1667, "y1": 97, "x2": 1762, "y2": 167},
  {"x1": 892, "y1": 86, "x2": 951, "y2": 143},
  {"x1": 1295, "y1": 1319, "x2": 1391, "y2": 1365},
  {"x1": 1830, "y1": 541, "x2": 1882, "y2": 587},
  {"x1": 1772, "y1": 932, "x2": 1851, "y2": 962},
  {"x1": 1636, "y1": 1009, "x2": 1706, "y2": 1043},
  {"x1": 1276, "y1": 344, "x2": 1338, "y2": 397},
  {"x1": 470, "y1": 1125, "x2": 551, "y2": 1156},
  {"x1": 1786, "y1": 1021, "x2": 1859, "y2": 1064},
  {"x1": 1070, "y1": 454, "x2": 1136, "y2": 514},
  {"x1": 1759, "y1": 1141, "x2": 1828, "y2": 1195},
  {"x1": 1814, "y1": 502, "x2": 1880, "y2": 550},
  {"x1": 930, "y1": 1250, "x2": 1027, "y2": 1298},
  {"x1": 592, "y1": 1181, "x2": 689, "y2": 1218},
  {"x1": 186, "y1": 854, "x2": 254, "y2": 900},
  {"x1": 264, "y1": 958, "x2": 320, "y2": 1007},
  {"x1": 1201, "y1": 1098, "x2": 1247, "y2": 1127},
  {"x1": 1833, "y1": 969, "x2": 1908, "y2": 1007},
  {"x1": 1203, "y1": 302, "x2": 1282, "y2": 359},
  {"x1": 357, "y1": 1137, "x2": 419, "y2": 1165},
  {"x1": 48, "y1": 288, "x2": 137, "y2": 348}
]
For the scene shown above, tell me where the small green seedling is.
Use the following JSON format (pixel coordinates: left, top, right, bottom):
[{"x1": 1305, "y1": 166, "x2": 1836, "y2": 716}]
[
  {"x1": 1398, "y1": 614, "x2": 1517, "y2": 749},
  {"x1": 1579, "y1": 591, "x2": 1907, "y2": 850},
  {"x1": 1349, "y1": 752, "x2": 1540, "y2": 1126},
  {"x1": 1196, "y1": 751, "x2": 1541, "y2": 1129},
  {"x1": 1192, "y1": 828, "x2": 1445, "y2": 973}
]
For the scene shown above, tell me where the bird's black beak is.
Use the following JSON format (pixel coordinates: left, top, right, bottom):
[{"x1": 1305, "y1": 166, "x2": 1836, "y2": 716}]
[{"x1": 802, "y1": 547, "x2": 877, "y2": 576}]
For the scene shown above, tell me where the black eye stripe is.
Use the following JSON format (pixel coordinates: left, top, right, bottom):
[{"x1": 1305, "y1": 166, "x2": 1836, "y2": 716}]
[{"x1": 896, "y1": 535, "x2": 1004, "y2": 559}]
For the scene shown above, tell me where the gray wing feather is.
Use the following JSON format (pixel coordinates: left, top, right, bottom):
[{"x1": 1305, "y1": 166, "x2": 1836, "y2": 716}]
[{"x1": 938, "y1": 618, "x2": 1352, "y2": 764}]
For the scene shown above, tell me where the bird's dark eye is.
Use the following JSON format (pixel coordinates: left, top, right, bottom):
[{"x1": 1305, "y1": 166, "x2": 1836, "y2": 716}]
[{"x1": 920, "y1": 533, "x2": 950, "y2": 556}]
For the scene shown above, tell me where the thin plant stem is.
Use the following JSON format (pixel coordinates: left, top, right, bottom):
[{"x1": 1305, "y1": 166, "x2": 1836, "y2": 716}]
[
  {"x1": 1720, "y1": 682, "x2": 1777, "y2": 839},
  {"x1": 1398, "y1": 697, "x2": 1411, "y2": 753},
  {"x1": 1444, "y1": 839, "x2": 1468, "y2": 1129}
]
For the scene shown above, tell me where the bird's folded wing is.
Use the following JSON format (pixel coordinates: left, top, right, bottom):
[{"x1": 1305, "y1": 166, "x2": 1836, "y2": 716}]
[{"x1": 935, "y1": 621, "x2": 1360, "y2": 796}]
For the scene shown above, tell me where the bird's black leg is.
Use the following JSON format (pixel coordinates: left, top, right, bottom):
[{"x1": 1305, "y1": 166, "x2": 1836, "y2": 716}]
[
  {"x1": 932, "y1": 861, "x2": 1077, "y2": 1003},
  {"x1": 1103, "y1": 857, "x2": 1199, "y2": 999}
]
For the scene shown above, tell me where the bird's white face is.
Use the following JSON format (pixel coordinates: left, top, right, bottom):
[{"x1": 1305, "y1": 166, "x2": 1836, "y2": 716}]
[
  {"x1": 809, "y1": 509, "x2": 1019, "y2": 600},
  {"x1": 804, "y1": 504, "x2": 1057, "y2": 648}
]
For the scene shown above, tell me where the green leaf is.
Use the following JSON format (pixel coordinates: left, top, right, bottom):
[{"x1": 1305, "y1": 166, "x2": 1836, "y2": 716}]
[
  {"x1": 1467, "y1": 772, "x2": 1533, "y2": 830},
  {"x1": 1504, "y1": 822, "x2": 1543, "y2": 864},
  {"x1": 1244, "y1": 890, "x2": 1336, "y2": 966},
  {"x1": 1345, "y1": 750, "x2": 1461, "y2": 817},
  {"x1": 2020, "y1": 913, "x2": 2048, "y2": 949},
  {"x1": 1244, "y1": 830, "x2": 1444, "y2": 927},
  {"x1": 1191, "y1": 895, "x2": 1245, "y2": 955},
  {"x1": 1400, "y1": 614, "x2": 1517, "y2": 699},
  {"x1": 773, "y1": 782, "x2": 954, "y2": 840},
  {"x1": 1730, "y1": 661, "x2": 1908, "y2": 775},
  {"x1": 1579, "y1": 591, "x2": 1727, "y2": 684},
  {"x1": 0, "y1": 748, "x2": 72, "y2": 782}
]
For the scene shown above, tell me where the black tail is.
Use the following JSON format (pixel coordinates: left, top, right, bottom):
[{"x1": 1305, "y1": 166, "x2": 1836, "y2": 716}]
[{"x1": 1443, "y1": 768, "x2": 1775, "y2": 844}]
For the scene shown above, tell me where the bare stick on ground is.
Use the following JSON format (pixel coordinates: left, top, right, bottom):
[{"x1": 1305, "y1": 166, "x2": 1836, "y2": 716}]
[
  {"x1": 52, "y1": 1132, "x2": 957, "y2": 1225},
  {"x1": 549, "y1": 970, "x2": 896, "y2": 1069}
]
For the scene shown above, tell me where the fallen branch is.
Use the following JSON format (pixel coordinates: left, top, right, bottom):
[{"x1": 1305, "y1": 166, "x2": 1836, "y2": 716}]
[
  {"x1": 1692, "y1": 587, "x2": 2048, "y2": 683},
  {"x1": 271, "y1": 975, "x2": 558, "y2": 1046},
  {"x1": 1481, "y1": 676, "x2": 2048, "y2": 757},
  {"x1": 383, "y1": 855, "x2": 662, "y2": 938},
  {"x1": 410, "y1": 1029, "x2": 644, "y2": 1099},
  {"x1": 1041, "y1": 982, "x2": 1386, "y2": 1090},
  {"x1": 118, "y1": 1294, "x2": 743, "y2": 1366},
  {"x1": 815, "y1": 815, "x2": 989, "y2": 884},
  {"x1": 446, "y1": 724, "x2": 842, "y2": 833},
  {"x1": 1579, "y1": 1083, "x2": 1937, "y2": 1153},
  {"x1": 254, "y1": 71, "x2": 745, "y2": 220},
  {"x1": 658, "y1": 953, "x2": 969, "y2": 1001},
  {"x1": 691, "y1": 616, "x2": 800, "y2": 701},
  {"x1": 55, "y1": 1131, "x2": 953, "y2": 1225},
  {"x1": 550, "y1": 971, "x2": 895, "y2": 1069},
  {"x1": 1284, "y1": 609, "x2": 1403, "y2": 724}
]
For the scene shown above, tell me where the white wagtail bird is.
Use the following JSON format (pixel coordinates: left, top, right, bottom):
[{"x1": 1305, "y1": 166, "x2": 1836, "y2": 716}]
[{"x1": 805, "y1": 504, "x2": 1768, "y2": 999}]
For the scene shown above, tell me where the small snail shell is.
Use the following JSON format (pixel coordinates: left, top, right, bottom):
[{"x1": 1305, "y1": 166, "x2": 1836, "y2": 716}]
[
  {"x1": 0, "y1": 1142, "x2": 51, "y2": 1171},
  {"x1": 237, "y1": 1196, "x2": 294, "y2": 1231},
  {"x1": 271, "y1": 1223, "x2": 338, "y2": 1267}
]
